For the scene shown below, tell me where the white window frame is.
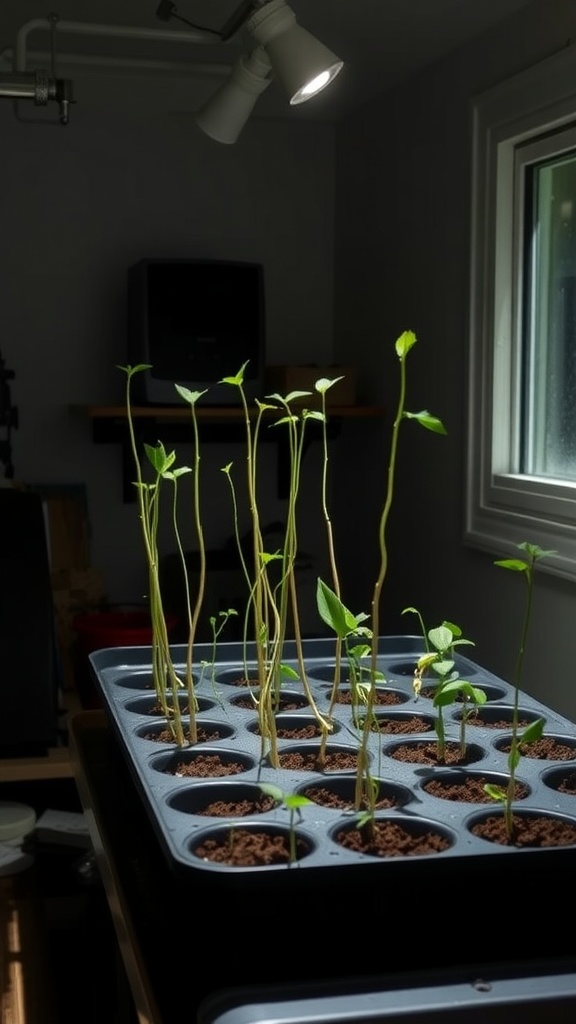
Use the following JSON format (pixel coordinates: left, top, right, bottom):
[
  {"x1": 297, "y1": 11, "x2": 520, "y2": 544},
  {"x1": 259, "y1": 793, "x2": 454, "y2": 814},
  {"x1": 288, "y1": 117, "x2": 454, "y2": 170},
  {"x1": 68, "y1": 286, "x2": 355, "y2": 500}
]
[{"x1": 466, "y1": 43, "x2": 576, "y2": 582}]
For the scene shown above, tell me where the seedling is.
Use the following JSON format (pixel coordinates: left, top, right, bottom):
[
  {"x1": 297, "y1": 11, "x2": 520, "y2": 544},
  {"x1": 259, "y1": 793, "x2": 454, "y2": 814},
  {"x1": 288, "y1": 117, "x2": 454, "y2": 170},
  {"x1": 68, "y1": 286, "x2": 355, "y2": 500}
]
[
  {"x1": 484, "y1": 541, "x2": 555, "y2": 839},
  {"x1": 120, "y1": 364, "x2": 191, "y2": 746},
  {"x1": 355, "y1": 331, "x2": 446, "y2": 814},
  {"x1": 316, "y1": 332, "x2": 447, "y2": 819},
  {"x1": 198, "y1": 609, "x2": 239, "y2": 706},
  {"x1": 259, "y1": 784, "x2": 314, "y2": 863},
  {"x1": 402, "y1": 612, "x2": 485, "y2": 759}
]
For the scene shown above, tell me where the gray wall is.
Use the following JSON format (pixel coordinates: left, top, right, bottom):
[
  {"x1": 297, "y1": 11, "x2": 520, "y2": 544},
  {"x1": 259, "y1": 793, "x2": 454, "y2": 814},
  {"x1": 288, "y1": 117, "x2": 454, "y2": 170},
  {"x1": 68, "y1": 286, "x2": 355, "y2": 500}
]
[
  {"x1": 1, "y1": 98, "x2": 336, "y2": 610},
  {"x1": 333, "y1": 0, "x2": 576, "y2": 718}
]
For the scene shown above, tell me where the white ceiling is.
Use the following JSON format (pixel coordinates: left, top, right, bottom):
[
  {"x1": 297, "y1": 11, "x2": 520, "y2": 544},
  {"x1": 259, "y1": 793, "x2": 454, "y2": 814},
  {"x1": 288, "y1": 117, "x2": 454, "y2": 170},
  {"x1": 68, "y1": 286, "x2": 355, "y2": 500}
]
[{"x1": 1, "y1": 0, "x2": 536, "y2": 121}]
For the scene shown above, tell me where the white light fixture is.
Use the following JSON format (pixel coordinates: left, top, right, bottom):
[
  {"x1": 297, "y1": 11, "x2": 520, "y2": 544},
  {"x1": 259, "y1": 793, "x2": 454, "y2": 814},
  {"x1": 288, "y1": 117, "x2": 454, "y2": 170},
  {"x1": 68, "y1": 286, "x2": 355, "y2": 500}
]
[
  {"x1": 196, "y1": 0, "x2": 344, "y2": 143},
  {"x1": 247, "y1": 0, "x2": 343, "y2": 106},
  {"x1": 196, "y1": 45, "x2": 271, "y2": 144}
]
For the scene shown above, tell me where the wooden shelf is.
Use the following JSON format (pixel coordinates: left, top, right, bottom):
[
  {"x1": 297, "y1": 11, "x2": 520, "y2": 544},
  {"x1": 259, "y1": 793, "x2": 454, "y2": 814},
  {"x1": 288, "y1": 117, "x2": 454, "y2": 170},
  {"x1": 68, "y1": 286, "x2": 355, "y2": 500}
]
[
  {"x1": 82, "y1": 403, "x2": 384, "y2": 417},
  {"x1": 75, "y1": 403, "x2": 386, "y2": 501}
]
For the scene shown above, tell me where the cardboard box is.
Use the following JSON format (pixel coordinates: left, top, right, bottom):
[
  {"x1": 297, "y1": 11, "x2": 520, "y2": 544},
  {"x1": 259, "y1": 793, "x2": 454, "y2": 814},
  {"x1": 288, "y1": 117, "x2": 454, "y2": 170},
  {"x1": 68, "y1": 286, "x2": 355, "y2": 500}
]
[{"x1": 264, "y1": 366, "x2": 356, "y2": 406}]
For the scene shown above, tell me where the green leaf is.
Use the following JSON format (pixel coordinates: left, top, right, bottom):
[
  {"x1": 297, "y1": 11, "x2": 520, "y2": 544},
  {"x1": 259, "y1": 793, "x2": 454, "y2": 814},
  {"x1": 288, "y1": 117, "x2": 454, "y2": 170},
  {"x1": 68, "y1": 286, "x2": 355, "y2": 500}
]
[
  {"x1": 260, "y1": 550, "x2": 283, "y2": 565},
  {"x1": 283, "y1": 794, "x2": 314, "y2": 809},
  {"x1": 255, "y1": 399, "x2": 280, "y2": 412},
  {"x1": 416, "y1": 652, "x2": 438, "y2": 672},
  {"x1": 431, "y1": 658, "x2": 455, "y2": 679},
  {"x1": 174, "y1": 385, "x2": 208, "y2": 405},
  {"x1": 316, "y1": 578, "x2": 363, "y2": 638},
  {"x1": 220, "y1": 361, "x2": 250, "y2": 387},
  {"x1": 484, "y1": 783, "x2": 506, "y2": 803},
  {"x1": 270, "y1": 415, "x2": 299, "y2": 427},
  {"x1": 519, "y1": 718, "x2": 545, "y2": 745},
  {"x1": 457, "y1": 684, "x2": 483, "y2": 708},
  {"x1": 284, "y1": 390, "x2": 312, "y2": 403},
  {"x1": 259, "y1": 783, "x2": 283, "y2": 802},
  {"x1": 280, "y1": 663, "x2": 300, "y2": 680},
  {"x1": 495, "y1": 558, "x2": 528, "y2": 572},
  {"x1": 517, "y1": 541, "x2": 557, "y2": 560},
  {"x1": 144, "y1": 442, "x2": 176, "y2": 474},
  {"x1": 403, "y1": 410, "x2": 447, "y2": 434},
  {"x1": 395, "y1": 330, "x2": 417, "y2": 358},
  {"x1": 348, "y1": 644, "x2": 372, "y2": 660},
  {"x1": 118, "y1": 363, "x2": 151, "y2": 376},
  {"x1": 428, "y1": 625, "x2": 454, "y2": 652},
  {"x1": 315, "y1": 376, "x2": 344, "y2": 394},
  {"x1": 433, "y1": 681, "x2": 463, "y2": 707},
  {"x1": 442, "y1": 621, "x2": 462, "y2": 638}
]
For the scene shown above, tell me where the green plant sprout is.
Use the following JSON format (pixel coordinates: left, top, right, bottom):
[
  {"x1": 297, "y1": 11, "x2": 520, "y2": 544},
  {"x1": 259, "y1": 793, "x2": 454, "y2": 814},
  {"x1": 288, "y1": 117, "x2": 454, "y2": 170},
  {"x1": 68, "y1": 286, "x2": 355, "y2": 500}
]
[
  {"x1": 316, "y1": 578, "x2": 372, "y2": 747},
  {"x1": 119, "y1": 365, "x2": 191, "y2": 746},
  {"x1": 157, "y1": 452, "x2": 198, "y2": 740},
  {"x1": 220, "y1": 363, "x2": 283, "y2": 764},
  {"x1": 174, "y1": 384, "x2": 210, "y2": 719},
  {"x1": 198, "y1": 609, "x2": 238, "y2": 704},
  {"x1": 259, "y1": 784, "x2": 314, "y2": 863},
  {"x1": 314, "y1": 376, "x2": 347, "y2": 712},
  {"x1": 407, "y1": 618, "x2": 485, "y2": 760},
  {"x1": 221, "y1": 364, "x2": 333, "y2": 766},
  {"x1": 354, "y1": 331, "x2": 446, "y2": 819},
  {"x1": 484, "y1": 541, "x2": 556, "y2": 839},
  {"x1": 265, "y1": 389, "x2": 333, "y2": 750}
]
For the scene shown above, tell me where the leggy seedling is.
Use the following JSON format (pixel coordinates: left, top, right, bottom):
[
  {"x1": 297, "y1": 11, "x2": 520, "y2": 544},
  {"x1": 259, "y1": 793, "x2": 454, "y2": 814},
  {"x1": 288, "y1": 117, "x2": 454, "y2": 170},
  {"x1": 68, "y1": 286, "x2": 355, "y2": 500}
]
[
  {"x1": 120, "y1": 364, "x2": 191, "y2": 745},
  {"x1": 259, "y1": 784, "x2": 314, "y2": 864},
  {"x1": 316, "y1": 332, "x2": 447, "y2": 823},
  {"x1": 484, "y1": 541, "x2": 555, "y2": 839},
  {"x1": 354, "y1": 331, "x2": 446, "y2": 818}
]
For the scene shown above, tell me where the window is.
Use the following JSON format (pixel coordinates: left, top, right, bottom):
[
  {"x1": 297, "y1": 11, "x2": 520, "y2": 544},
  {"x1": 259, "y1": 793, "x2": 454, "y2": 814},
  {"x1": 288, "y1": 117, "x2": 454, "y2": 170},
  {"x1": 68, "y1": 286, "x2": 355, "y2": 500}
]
[{"x1": 466, "y1": 44, "x2": 576, "y2": 581}]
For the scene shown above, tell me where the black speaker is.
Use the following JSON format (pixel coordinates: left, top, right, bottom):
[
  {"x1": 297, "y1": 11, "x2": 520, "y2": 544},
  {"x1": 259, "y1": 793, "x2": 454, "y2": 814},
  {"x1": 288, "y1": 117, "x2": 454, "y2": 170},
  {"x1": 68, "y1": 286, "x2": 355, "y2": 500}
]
[{"x1": 0, "y1": 488, "x2": 59, "y2": 753}]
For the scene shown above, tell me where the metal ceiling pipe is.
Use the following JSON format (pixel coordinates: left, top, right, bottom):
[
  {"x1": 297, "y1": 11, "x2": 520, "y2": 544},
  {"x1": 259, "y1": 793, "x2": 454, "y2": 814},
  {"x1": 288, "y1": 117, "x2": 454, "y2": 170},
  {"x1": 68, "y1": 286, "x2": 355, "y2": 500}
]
[{"x1": 14, "y1": 18, "x2": 221, "y2": 73}]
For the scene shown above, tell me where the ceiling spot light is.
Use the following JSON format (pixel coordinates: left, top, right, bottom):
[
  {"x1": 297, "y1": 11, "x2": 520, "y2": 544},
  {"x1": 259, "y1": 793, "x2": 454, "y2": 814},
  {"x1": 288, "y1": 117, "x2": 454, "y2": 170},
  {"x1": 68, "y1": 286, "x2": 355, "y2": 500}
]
[
  {"x1": 196, "y1": 45, "x2": 271, "y2": 144},
  {"x1": 246, "y1": 0, "x2": 343, "y2": 106}
]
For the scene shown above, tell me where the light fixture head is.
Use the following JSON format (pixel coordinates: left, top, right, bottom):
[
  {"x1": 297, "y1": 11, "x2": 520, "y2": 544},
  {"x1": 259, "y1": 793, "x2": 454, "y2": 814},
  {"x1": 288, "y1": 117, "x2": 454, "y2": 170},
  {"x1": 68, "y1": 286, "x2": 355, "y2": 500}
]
[
  {"x1": 247, "y1": 0, "x2": 343, "y2": 106},
  {"x1": 196, "y1": 46, "x2": 272, "y2": 144}
]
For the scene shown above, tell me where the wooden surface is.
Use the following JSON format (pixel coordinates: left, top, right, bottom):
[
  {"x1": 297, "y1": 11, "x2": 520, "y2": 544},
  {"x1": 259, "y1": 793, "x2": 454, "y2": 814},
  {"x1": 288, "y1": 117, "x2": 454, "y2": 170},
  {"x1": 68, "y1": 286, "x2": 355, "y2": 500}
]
[{"x1": 0, "y1": 870, "x2": 58, "y2": 1024}]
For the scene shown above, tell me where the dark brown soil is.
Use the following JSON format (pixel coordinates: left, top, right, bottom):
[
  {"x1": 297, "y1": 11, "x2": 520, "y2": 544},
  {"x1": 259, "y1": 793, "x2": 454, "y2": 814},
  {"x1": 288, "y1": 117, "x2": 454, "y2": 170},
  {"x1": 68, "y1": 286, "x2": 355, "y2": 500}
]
[
  {"x1": 143, "y1": 725, "x2": 223, "y2": 744},
  {"x1": 556, "y1": 772, "x2": 576, "y2": 794},
  {"x1": 277, "y1": 750, "x2": 358, "y2": 771},
  {"x1": 368, "y1": 715, "x2": 433, "y2": 734},
  {"x1": 302, "y1": 785, "x2": 399, "y2": 811},
  {"x1": 333, "y1": 689, "x2": 405, "y2": 706},
  {"x1": 423, "y1": 776, "x2": 529, "y2": 802},
  {"x1": 500, "y1": 736, "x2": 576, "y2": 760},
  {"x1": 196, "y1": 794, "x2": 276, "y2": 816},
  {"x1": 466, "y1": 716, "x2": 533, "y2": 729},
  {"x1": 169, "y1": 755, "x2": 246, "y2": 778},
  {"x1": 389, "y1": 740, "x2": 474, "y2": 766},
  {"x1": 193, "y1": 829, "x2": 308, "y2": 865},
  {"x1": 335, "y1": 819, "x2": 451, "y2": 857},
  {"x1": 233, "y1": 694, "x2": 305, "y2": 711},
  {"x1": 253, "y1": 723, "x2": 323, "y2": 739},
  {"x1": 471, "y1": 812, "x2": 576, "y2": 846}
]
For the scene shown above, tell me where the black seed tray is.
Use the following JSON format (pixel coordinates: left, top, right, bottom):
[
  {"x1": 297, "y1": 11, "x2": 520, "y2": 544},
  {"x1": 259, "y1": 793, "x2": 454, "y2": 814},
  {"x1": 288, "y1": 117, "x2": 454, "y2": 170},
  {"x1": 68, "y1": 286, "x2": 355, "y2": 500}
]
[{"x1": 89, "y1": 635, "x2": 576, "y2": 884}]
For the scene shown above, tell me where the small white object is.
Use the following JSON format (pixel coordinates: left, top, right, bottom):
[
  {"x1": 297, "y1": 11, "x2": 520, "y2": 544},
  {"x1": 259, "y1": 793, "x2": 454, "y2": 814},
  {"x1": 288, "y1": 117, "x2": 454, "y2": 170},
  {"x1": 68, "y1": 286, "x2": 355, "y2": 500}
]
[
  {"x1": 0, "y1": 801, "x2": 36, "y2": 843},
  {"x1": 0, "y1": 801, "x2": 36, "y2": 876}
]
